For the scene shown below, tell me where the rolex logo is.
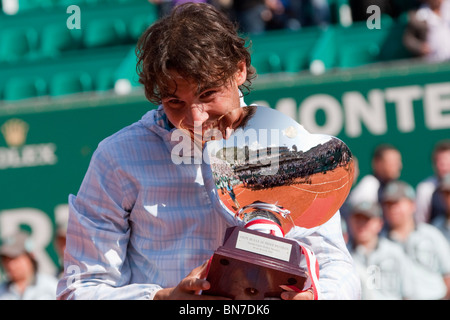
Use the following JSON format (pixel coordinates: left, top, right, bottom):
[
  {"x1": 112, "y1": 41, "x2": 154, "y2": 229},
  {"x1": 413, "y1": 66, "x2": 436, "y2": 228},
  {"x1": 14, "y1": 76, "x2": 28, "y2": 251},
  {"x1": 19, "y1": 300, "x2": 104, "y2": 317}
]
[
  {"x1": 1, "y1": 119, "x2": 29, "y2": 147},
  {"x1": 0, "y1": 119, "x2": 57, "y2": 170}
]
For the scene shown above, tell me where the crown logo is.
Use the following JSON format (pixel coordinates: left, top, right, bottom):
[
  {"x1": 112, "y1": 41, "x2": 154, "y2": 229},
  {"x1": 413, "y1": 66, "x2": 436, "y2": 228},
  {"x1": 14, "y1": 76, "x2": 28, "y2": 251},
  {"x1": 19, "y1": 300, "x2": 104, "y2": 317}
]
[{"x1": 1, "y1": 119, "x2": 29, "y2": 147}]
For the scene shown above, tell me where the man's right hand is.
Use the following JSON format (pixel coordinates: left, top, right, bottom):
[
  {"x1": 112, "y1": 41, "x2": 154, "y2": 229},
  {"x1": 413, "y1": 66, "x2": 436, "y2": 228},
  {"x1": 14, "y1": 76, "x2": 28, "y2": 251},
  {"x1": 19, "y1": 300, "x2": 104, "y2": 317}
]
[{"x1": 153, "y1": 261, "x2": 230, "y2": 300}]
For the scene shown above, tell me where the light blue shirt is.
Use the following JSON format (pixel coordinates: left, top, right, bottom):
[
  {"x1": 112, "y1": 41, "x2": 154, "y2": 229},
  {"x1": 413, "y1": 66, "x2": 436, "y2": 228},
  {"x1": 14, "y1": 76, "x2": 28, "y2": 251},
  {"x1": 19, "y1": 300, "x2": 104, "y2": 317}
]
[
  {"x1": 56, "y1": 105, "x2": 360, "y2": 300},
  {"x1": 387, "y1": 223, "x2": 450, "y2": 300}
]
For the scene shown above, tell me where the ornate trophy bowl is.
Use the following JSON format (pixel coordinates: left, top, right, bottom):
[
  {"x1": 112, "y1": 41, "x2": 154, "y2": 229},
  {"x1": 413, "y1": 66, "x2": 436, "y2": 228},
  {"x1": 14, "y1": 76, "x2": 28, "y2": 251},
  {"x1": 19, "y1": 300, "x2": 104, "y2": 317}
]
[{"x1": 203, "y1": 105, "x2": 354, "y2": 299}]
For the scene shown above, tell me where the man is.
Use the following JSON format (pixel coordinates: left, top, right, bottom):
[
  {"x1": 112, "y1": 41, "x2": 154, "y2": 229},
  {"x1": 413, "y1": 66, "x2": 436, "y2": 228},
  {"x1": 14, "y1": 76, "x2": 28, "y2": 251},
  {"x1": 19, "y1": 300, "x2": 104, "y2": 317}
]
[
  {"x1": 57, "y1": 3, "x2": 359, "y2": 300},
  {"x1": 415, "y1": 140, "x2": 450, "y2": 223},
  {"x1": 348, "y1": 144, "x2": 402, "y2": 206},
  {"x1": 348, "y1": 201, "x2": 414, "y2": 299},
  {"x1": 381, "y1": 180, "x2": 450, "y2": 299},
  {"x1": 0, "y1": 232, "x2": 58, "y2": 300},
  {"x1": 403, "y1": 0, "x2": 450, "y2": 62}
]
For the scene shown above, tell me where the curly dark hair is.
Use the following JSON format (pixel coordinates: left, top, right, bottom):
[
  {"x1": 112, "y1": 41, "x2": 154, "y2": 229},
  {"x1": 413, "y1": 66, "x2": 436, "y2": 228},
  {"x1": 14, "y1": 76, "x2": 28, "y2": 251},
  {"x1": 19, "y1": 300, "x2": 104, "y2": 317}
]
[{"x1": 136, "y1": 2, "x2": 256, "y2": 105}]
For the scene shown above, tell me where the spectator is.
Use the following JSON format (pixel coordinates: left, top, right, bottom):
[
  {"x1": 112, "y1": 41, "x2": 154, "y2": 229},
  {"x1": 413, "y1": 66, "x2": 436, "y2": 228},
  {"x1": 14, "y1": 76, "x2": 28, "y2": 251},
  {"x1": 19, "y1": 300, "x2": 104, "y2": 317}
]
[
  {"x1": 0, "y1": 232, "x2": 58, "y2": 300},
  {"x1": 290, "y1": 0, "x2": 331, "y2": 28},
  {"x1": 348, "y1": 144, "x2": 402, "y2": 206},
  {"x1": 232, "y1": 0, "x2": 271, "y2": 34},
  {"x1": 260, "y1": 0, "x2": 332, "y2": 31},
  {"x1": 381, "y1": 180, "x2": 450, "y2": 300},
  {"x1": 431, "y1": 173, "x2": 450, "y2": 243},
  {"x1": 348, "y1": 201, "x2": 414, "y2": 299},
  {"x1": 415, "y1": 140, "x2": 450, "y2": 223},
  {"x1": 265, "y1": 0, "x2": 290, "y2": 31},
  {"x1": 403, "y1": 0, "x2": 450, "y2": 63}
]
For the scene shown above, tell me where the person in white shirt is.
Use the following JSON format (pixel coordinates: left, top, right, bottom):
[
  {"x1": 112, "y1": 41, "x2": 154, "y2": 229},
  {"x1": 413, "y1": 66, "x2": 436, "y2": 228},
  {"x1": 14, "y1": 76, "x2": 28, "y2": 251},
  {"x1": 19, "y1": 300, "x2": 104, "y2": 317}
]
[
  {"x1": 348, "y1": 144, "x2": 402, "y2": 207},
  {"x1": 403, "y1": 0, "x2": 450, "y2": 62},
  {"x1": 348, "y1": 201, "x2": 415, "y2": 300},
  {"x1": 415, "y1": 140, "x2": 450, "y2": 223},
  {"x1": 381, "y1": 180, "x2": 450, "y2": 300},
  {"x1": 0, "y1": 232, "x2": 58, "y2": 300}
]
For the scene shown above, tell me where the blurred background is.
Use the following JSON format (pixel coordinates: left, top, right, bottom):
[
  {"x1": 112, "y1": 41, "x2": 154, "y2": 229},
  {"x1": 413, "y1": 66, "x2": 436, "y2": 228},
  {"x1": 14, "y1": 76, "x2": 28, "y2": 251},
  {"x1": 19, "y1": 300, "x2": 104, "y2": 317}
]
[{"x1": 0, "y1": 0, "x2": 449, "y2": 296}]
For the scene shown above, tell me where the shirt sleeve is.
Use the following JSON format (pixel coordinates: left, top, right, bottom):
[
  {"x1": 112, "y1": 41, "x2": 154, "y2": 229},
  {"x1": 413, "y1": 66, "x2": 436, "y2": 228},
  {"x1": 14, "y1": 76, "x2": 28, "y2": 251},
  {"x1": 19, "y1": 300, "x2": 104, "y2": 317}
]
[
  {"x1": 288, "y1": 212, "x2": 361, "y2": 300},
  {"x1": 56, "y1": 144, "x2": 160, "y2": 300}
]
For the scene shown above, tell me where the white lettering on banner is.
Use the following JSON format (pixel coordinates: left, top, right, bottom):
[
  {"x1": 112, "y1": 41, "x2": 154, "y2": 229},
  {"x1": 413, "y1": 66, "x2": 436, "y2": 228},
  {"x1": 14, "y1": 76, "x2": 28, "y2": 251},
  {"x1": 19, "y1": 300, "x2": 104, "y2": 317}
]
[
  {"x1": 424, "y1": 82, "x2": 450, "y2": 129},
  {"x1": 259, "y1": 82, "x2": 450, "y2": 137},
  {"x1": 0, "y1": 208, "x2": 56, "y2": 275},
  {"x1": 343, "y1": 90, "x2": 386, "y2": 137},
  {"x1": 274, "y1": 98, "x2": 297, "y2": 120},
  {"x1": 385, "y1": 86, "x2": 423, "y2": 132},
  {"x1": 299, "y1": 94, "x2": 343, "y2": 135},
  {"x1": 0, "y1": 143, "x2": 57, "y2": 169}
]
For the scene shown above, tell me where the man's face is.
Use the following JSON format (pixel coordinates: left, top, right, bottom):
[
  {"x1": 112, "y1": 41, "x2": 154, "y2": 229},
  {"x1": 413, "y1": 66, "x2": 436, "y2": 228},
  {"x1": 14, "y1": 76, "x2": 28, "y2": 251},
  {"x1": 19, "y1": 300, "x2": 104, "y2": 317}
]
[
  {"x1": 161, "y1": 62, "x2": 247, "y2": 143},
  {"x1": 383, "y1": 198, "x2": 415, "y2": 228},
  {"x1": 428, "y1": 0, "x2": 443, "y2": 10},
  {"x1": 349, "y1": 213, "x2": 383, "y2": 245},
  {"x1": 1, "y1": 254, "x2": 34, "y2": 282},
  {"x1": 434, "y1": 150, "x2": 450, "y2": 178},
  {"x1": 374, "y1": 149, "x2": 402, "y2": 182}
]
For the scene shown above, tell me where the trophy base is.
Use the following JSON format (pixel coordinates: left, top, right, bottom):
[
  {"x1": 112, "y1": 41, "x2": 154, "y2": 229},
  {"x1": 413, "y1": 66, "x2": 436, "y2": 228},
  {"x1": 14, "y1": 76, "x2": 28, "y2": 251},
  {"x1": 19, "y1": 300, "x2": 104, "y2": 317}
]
[{"x1": 203, "y1": 227, "x2": 308, "y2": 300}]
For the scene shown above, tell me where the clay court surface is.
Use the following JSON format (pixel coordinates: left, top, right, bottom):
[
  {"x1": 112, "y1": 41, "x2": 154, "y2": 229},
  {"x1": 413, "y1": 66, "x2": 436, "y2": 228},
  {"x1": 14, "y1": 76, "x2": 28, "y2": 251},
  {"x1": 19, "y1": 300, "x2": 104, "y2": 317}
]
[{"x1": 218, "y1": 163, "x2": 354, "y2": 229}]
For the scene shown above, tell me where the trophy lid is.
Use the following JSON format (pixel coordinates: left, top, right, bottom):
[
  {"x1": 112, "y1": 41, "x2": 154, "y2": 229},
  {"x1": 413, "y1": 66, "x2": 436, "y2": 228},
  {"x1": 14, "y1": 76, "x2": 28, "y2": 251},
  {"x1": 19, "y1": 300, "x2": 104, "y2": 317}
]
[{"x1": 206, "y1": 105, "x2": 354, "y2": 233}]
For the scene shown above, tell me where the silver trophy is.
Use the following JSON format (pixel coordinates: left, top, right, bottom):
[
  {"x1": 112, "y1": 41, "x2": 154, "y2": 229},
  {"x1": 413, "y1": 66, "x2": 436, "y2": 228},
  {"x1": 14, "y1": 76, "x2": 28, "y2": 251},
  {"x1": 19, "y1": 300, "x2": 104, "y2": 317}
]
[{"x1": 203, "y1": 105, "x2": 354, "y2": 299}]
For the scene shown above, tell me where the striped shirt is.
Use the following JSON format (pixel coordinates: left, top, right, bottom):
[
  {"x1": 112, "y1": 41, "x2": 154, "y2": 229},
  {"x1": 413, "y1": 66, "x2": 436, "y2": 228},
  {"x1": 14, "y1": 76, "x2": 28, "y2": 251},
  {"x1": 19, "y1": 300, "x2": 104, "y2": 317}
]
[{"x1": 56, "y1": 105, "x2": 360, "y2": 300}]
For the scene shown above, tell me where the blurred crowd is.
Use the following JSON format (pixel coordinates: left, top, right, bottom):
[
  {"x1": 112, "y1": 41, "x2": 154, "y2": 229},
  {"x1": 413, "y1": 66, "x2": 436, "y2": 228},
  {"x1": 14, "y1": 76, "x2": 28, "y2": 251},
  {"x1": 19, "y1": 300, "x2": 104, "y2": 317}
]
[
  {"x1": 341, "y1": 140, "x2": 450, "y2": 300},
  {"x1": 149, "y1": 0, "x2": 333, "y2": 33},
  {"x1": 148, "y1": 0, "x2": 437, "y2": 32},
  {"x1": 148, "y1": 0, "x2": 450, "y2": 63},
  {"x1": 0, "y1": 219, "x2": 66, "y2": 299}
]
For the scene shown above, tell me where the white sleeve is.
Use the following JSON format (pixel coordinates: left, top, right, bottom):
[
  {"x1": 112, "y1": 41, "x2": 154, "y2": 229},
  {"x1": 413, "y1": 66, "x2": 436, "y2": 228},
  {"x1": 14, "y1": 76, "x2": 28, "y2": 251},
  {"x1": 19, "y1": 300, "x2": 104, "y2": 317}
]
[{"x1": 287, "y1": 212, "x2": 361, "y2": 300}]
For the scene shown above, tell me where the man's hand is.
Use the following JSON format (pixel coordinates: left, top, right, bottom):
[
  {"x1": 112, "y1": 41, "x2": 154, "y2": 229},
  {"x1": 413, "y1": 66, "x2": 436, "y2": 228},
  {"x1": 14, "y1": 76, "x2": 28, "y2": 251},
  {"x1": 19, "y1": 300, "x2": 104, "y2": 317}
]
[
  {"x1": 281, "y1": 288, "x2": 315, "y2": 300},
  {"x1": 154, "y1": 261, "x2": 230, "y2": 300}
]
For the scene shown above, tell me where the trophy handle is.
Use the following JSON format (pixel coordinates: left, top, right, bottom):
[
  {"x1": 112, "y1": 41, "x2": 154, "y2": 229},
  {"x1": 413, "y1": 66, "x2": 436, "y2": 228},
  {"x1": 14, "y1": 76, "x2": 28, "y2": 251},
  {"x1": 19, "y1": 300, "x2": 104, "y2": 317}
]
[{"x1": 235, "y1": 201, "x2": 295, "y2": 237}]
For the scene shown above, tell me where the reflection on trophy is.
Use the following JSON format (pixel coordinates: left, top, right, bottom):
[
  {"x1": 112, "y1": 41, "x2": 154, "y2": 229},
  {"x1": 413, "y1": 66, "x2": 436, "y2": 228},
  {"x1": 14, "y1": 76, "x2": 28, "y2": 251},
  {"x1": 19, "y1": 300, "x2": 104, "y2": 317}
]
[{"x1": 203, "y1": 106, "x2": 354, "y2": 300}]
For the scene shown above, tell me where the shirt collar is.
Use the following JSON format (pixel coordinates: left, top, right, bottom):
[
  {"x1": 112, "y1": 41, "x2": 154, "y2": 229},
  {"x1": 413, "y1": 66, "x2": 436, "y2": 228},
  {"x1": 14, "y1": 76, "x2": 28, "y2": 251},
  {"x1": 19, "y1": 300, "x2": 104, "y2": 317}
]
[{"x1": 153, "y1": 105, "x2": 173, "y2": 131}]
